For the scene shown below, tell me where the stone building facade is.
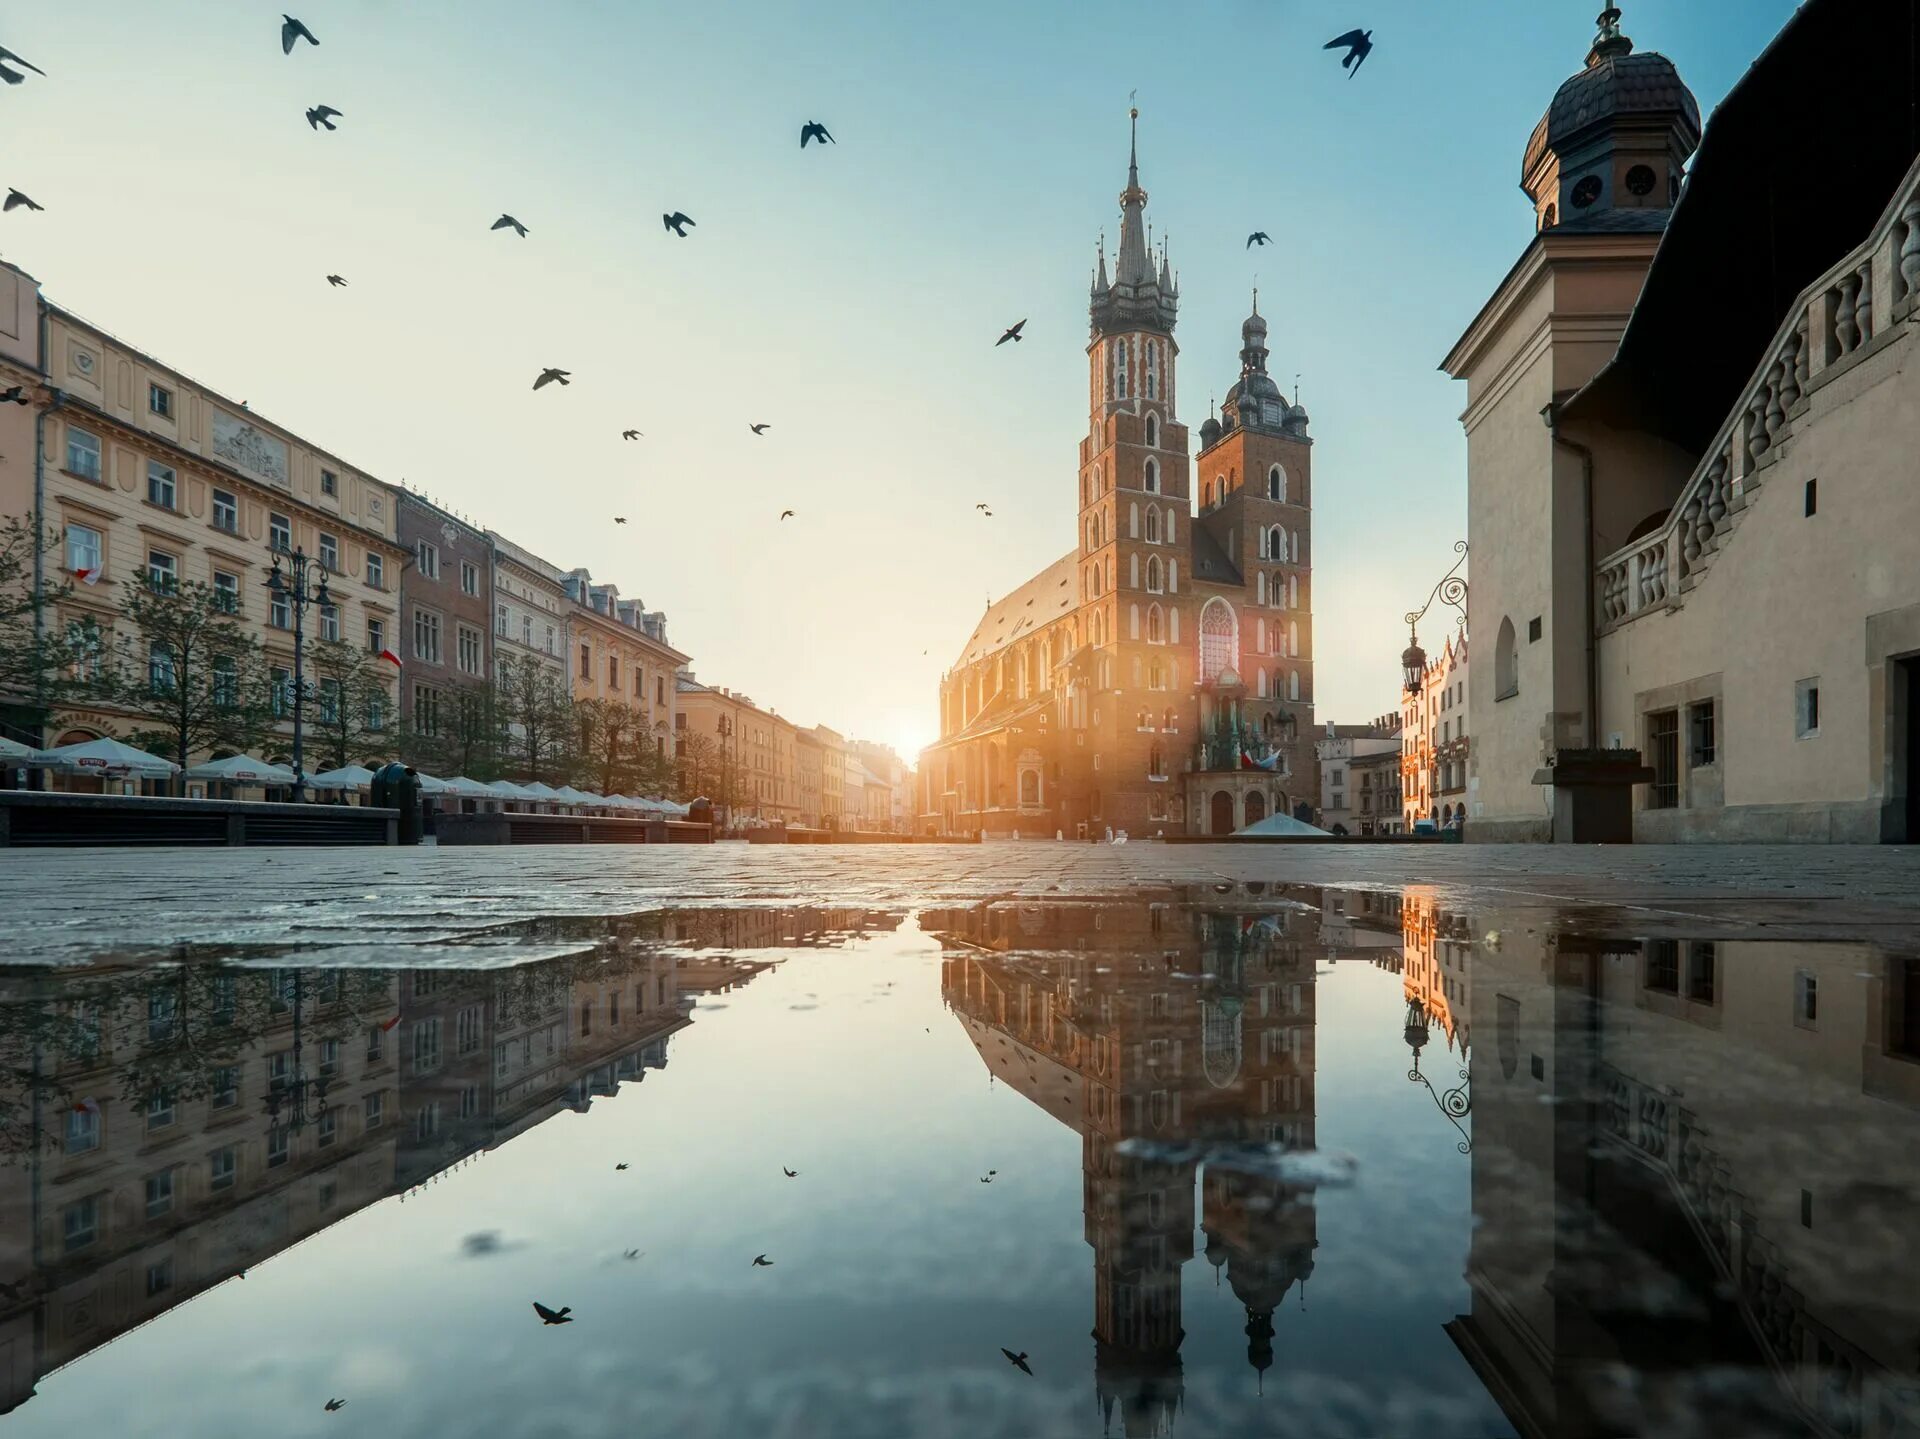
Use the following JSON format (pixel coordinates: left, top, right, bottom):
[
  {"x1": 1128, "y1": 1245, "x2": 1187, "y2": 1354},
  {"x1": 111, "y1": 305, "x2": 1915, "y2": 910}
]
[
  {"x1": 674, "y1": 674, "x2": 799, "y2": 827},
  {"x1": 1444, "y1": 0, "x2": 1920, "y2": 841},
  {"x1": 563, "y1": 567, "x2": 687, "y2": 763},
  {"x1": 1402, "y1": 630, "x2": 1469, "y2": 829},
  {"x1": 487, "y1": 532, "x2": 569, "y2": 691},
  {"x1": 920, "y1": 117, "x2": 1318, "y2": 838},
  {"x1": 1315, "y1": 716, "x2": 1402, "y2": 835},
  {"x1": 395, "y1": 491, "x2": 492, "y2": 744}
]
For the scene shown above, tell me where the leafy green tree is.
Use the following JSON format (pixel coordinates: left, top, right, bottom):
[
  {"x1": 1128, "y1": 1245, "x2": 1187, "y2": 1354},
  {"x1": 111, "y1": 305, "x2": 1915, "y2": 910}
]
[
  {"x1": 498, "y1": 655, "x2": 573, "y2": 783},
  {"x1": 307, "y1": 638, "x2": 398, "y2": 772},
  {"x1": 0, "y1": 516, "x2": 76, "y2": 745},
  {"x1": 404, "y1": 675, "x2": 507, "y2": 779}
]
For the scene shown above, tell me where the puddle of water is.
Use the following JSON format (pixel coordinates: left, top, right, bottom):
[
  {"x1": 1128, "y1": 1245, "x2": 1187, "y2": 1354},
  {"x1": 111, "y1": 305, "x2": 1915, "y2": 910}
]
[{"x1": 0, "y1": 888, "x2": 1913, "y2": 1437}]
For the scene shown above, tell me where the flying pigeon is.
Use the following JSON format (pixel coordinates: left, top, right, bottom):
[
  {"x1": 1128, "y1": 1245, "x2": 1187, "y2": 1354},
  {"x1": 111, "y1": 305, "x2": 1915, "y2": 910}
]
[
  {"x1": 779, "y1": 510, "x2": 795, "y2": 521},
  {"x1": 749, "y1": 423, "x2": 770, "y2": 435},
  {"x1": 615, "y1": 1162, "x2": 629, "y2": 1170},
  {"x1": 324, "y1": 1399, "x2": 346, "y2": 1412},
  {"x1": 996, "y1": 320, "x2": 1026, "y2": 346},
  {"x1": 662, "y1": 212, "x2": 694, "y2": 237},
  {"x1": 0, "y1": 47, "x2": 46, "y2": 85},
  {"x1": 613, "y1": 517, "x2": 627, "y2": 524},
  {"x1": 975, "y1": 503, "x2": 990, "y2": 511},
  {"x1": 1247, "y1": 231, "x2": 1271, "y2": 248},
  {"x1": 1325, "y1": 28, "x2": 1374, "y2": 76},
  {"x1": 783, "y1": 1166, "x2": 798, "y2": 1178},
  {"x1": 306, "y1": 105, "x2": 342, "y2": 131},
  {"x1": 622, "y1": 1249, "x2": 642, "y2": 1260},
  {"x1": 751, "y1": 1254, "x2": 774, "y2": 1267},
  {"x1": 980, "y1": 1175, "x2": 994, "y2": 1183},
  {"x1": 326, "y1": 274, "x2": 346, "y2": 287},
  {"x1": 533, "y1": 368, "x2": 570, "y2": 390},
  {"x1": 532, "y1": 1302, "x2": 573, "y2": 1325},
  {"x1": 1, "y1": 386, "x2": 29, "y2": 405},
  {"x1": 4, "y1": 189, "x2": 43, "y2": 213},
  {"x1": 800, "y1": 121, "x2": 834, "y2": 148},
  {"x1": 492, "y1": 213, "x2": 528, "y2": 237},
  {"x1": 282, "y1": 15, "x2": 318, "y2": 53},
  {"x1": 1001, "y1": 1348, "x2": 1033, "y2": 1376},
  {"x1": 621, "y1": 429, "x2": 641, "y2": 440}
]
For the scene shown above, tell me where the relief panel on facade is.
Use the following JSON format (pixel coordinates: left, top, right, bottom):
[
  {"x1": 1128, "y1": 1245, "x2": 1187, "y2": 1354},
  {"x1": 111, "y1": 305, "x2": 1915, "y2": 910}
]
[{"x1": 210, "y1": 411, "x2": 290, "y2": 489}]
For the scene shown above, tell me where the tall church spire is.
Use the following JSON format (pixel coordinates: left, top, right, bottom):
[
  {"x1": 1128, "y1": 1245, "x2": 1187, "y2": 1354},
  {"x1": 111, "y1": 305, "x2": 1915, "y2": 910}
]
[
  {"x1": 1115, "y1": 106, "x2": 1153, "y2": 287},
  {"x1": 1090, "y1": 106, "x2": 1178, "y2": 339}
]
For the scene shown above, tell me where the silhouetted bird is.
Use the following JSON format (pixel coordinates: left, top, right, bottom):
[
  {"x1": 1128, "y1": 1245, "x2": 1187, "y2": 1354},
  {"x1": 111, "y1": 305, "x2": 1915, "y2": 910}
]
[
  {"x1": 975, "y1": 503, "x2": 990, "y2": 511},
  {"x1": 1, "y1": 387, "x2": 28, "y2": 405},
  {"x1": 492, "y1": 213, "x2": 528, "y2": 237},
  {"x1": 783, "y1": 1166, "x2": 798, "y2": 1178},
  {"x1": 4, "y1": 189, "x2": 43, "y2": 213},
  {"x1": 324, "y1": 1399, "x2": 346, "y2": 1412},
  {"x1": 326, "y1": 274, "x2": 346, "y2": 287},
  {"x1": 1247, "y1": 231, "x2": 1271, "y2": 248},
  {"x1": 0, "y1": 47, "x2": 46, "y2": 85},
  {"x1": 1325, "y1": 28, "x2": 1374, "y2": 76},
  {"x1": 662, "y1": 211, "x2": 694, "y2": 237},
  {"x1": 980, "y1": 1175, "x2": 993, "y2": 1184},
  {"x1": 1001, "y1": 1348, "x2": 1033, "y2": 1376},
  {"x1": 532, "y1": 1302, "x2": 573, "y2": 1325},
  {"x1": 613, "y1": 517, "x2": 628, "y2": 525},
  {"x1": 750, "y1": 423, "x2": 770, "y2": 434},
  {"x1": 533, "y1": 368, "x2": 570, "y2": 390},
  {"x1": 988, "y1": 1170, "x2": 997, "y2": 1175},
  {"x1": 621, "y1": 429, "x2": 641, "y2": 440},
  {"x1": 282, "y1": 15, "x2": 318, "y2": 53},
  {"x1": 615, "y1": 1162, "x2": 629, "y2": 1170},
  {"x1": 752, "y1": 1254, "x2": 774, "y2": 1267},
  {"x1": 800, "y1": 121, "x2": 834, "y2": 148},
  {"x1": 996, "y1": 320, "x2": 1026, "y2": 346},
  {"x1": 779, "y1": 510, "x2": 795, "y2": 521},
  {"x1": 623, "y1": 1249, "x2": 642, "y2": 1260},
  {"x1": 306, "y1": 105, "x2": 342, "y2": 131}
]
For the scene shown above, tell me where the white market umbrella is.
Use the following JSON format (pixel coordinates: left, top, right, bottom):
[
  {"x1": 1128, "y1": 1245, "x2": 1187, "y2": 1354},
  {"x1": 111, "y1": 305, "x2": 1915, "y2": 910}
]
[
  {"x1": 442, "y1": 776, "x2": 497, "y2": 799},
  {"x1": 487, "y1": 780, "x2": 538, "y2": 800},
  {"x1": 184, "y1": 754, "x2": 296, "y2": 785},
  {"x1": 518, "y1": 781, "x2": 563, "y2": 799},
  {"x1": 0, "y1": 736, "x2": 34, "y2": 761},
  {"x1": 549, "y1": 786, "x2": 594, "y2": 808},
  {"x1": 306, "y1": 763, "x2": 377, "y2": 791},
  {"x1": 30, "y1": 736, "x2": 179, "y2": 777},
  {"x1": 412, "y1": 772, "x2": 450, "y2": 795}
]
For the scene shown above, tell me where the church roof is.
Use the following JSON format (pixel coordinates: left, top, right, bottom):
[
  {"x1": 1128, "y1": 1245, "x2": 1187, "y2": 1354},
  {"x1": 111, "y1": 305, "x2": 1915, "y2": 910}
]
[
  {"x1": 1523, "y1": 49, "x2": 1700, "y2": 184},
  {"x1": 1189, "y1": 524, "x2": 1242, "y2": 587},
  {"x1": 955, "y1": 551, "x2": 1078, "y2": 667}
]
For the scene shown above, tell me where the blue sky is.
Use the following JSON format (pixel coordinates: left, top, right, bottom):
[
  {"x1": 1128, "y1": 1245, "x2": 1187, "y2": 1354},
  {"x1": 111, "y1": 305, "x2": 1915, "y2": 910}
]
[{"x1": 2, "y1": 1, "x2": 1799, "y2": 755}]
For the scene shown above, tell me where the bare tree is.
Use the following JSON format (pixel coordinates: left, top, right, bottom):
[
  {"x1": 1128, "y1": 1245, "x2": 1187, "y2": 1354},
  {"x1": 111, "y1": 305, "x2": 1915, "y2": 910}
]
[
  {"x1": 498, "y1": 655, "x2": 572, "y2": 783},
  {"x1": 0, "y1": 517, "x2": 75, "y2": 745},
  {"x1": 307, "y1": 639, "x2": 399, "y2": 772}
]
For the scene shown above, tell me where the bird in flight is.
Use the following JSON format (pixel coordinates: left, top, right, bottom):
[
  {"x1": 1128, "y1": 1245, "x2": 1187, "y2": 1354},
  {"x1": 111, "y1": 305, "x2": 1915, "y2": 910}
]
[
  {"x1": 0, "y1": 46, "x2": 46, "y2": 85},
  {"x1": 326, "y1": 274, "x2": 347, "y2": 287},
  {"x1": 614, "y1": 1162, "x2": 629, "y2": 1170},
  {"x1": 533, "y1": 368, "x2": 570, "y2": 390},
  {"x1": 324, "y1": 1399, "x2": 346, "y2": 1413},
  {"x1": 751, "y1": 1254, "x2": 774, "y2": 1267},
  {"x1": 749, "y1": 422, "x2": 770, "y2": 435},
  {"x1": 613, "y1": 517, "x2": 628, "y2": 525},
  {"x1": 783, "y1": 1166, "x2": 798, "y2": 1178},
  {"x1": 1001, "y1": 1348, "x2": 1033, "y2": 1376},
  {"x1": 1247, "y1": 231, "x2": 1271, "y2": 249},
  {"x1": 996, "y1": 320, "x2": 1026, "y2": 346},
  {"x1": 622, "y1": 1249, "x2": 643, "y2": 1260},
  {"x1": 779, "y1": 510, "x2": 795, "y2": 521},
  {"x1": 662, "y1": 212, "x2": 694, "y2": 237},
  {"x1": 282, "y1": 15, "x2": 318, "y2": 53},
  {"x1": 2, "y1": 386, "x2": 30, "y2": 405},
  {"x1": 980, "y1": 1174, "x2": 994, "y2": 1184},
  {"x1": 800, "y1": 121, "x2": 834, "y2": 148},
  {"x1": 975, "y1": 503, "x2": 990, "y2": 511},
  {"x1": 306, "y1": 105, "x2": 342, "y2": 131},
  {"x1": 4, "y1": 189, "x2": 42, "y2": 213},
  {"x1": 621, "y1": 428, "x2": 641, "y2": 440},
  {"x1": 532, "y1": 1302, "x2": 573, "y2": 1325},
  {"x1": 1325, "y1": 28, "x2": 1375, "y2": 76},
  {"x1": 492, "y1": 213, "x2": 528, "y2": 237}
]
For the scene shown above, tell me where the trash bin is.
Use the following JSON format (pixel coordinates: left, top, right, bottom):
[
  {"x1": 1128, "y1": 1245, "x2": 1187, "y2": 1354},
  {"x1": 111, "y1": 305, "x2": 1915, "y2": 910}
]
[{"x1": 397, "y1": 766, "x2": 425, "y2": 846}]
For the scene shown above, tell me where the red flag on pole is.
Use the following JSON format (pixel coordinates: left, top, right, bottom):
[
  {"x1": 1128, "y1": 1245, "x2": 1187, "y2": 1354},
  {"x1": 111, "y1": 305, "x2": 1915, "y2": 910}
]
[{"x1": 377, "y1": 648, "x2": 402, "y2": 668}]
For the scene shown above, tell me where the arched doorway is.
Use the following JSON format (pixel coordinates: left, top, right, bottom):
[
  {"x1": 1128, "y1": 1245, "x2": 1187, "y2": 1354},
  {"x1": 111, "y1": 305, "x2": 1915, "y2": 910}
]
[
  {"x1": 1244, "y1": 790, "x2": 1267, "y2": 826},
  {"x1": 1210, "y1": 790, "x2": 1235, "y2": 836}
]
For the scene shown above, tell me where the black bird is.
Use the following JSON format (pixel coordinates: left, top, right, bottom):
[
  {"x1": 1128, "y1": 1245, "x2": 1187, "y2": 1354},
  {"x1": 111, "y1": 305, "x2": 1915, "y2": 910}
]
[
  {"x1": 532, "y1": 1301, "x2": 573, "y2": 1325},
  {"x1": 1325, "y1": 28, "x2": 1374, "y2": 76},
  {"x1": 326, "y1": 274, "x2": 346, "y2": 287},
  {"x1": 306, "y1": 105, "x2": 342, "y2": 131},
  {"x1": 1247, "y1": 231, "x2": 1271, "y2": 249},
  {"x1": 324, "y1": 1399, "x2": 346, "y2": 1412},
  {"x1": 623, "y1": 1249, "x2": 642, "y2": 1260},
  {"x1": 779, "y1": 510, "x2": 795, "y2": 521},
  {"x1": 533, "y1": 367, "x2": 570, "y2": 390},
  {"x1": 621, "y1": 429, "x2": 641, "y2": 440},
  {"x1": 996, "y1": 320, "x2": 1026, "y2": 346},
  {"x1": 988, "y1": 1170, "x2": 997, "y2": 1176},
  {"x1": 980, "y1": 1175, "x2": 993, "y2": 1184},
  {"x1": 1, "y1": 386, "x2": 29, "y2": 405},
  {"x1": 4, "y1": 189, "x2": 43, "y2": 213},
  {"x1": 614, "y1": 516, "x2": 628, "y2": 525},
  {"x1": 975, "y1": 503, "x2": 990, "y2": 511},
  {"x1": 751, "y1": 1254, "x2": 774, "y2": 1267},
  {"x1": 0, "y1": 47, "x2": 46, "y2": 85},
  {"x1": 800, "y1": 121, "x2": 834, "y2": 148},
  {"x1": 662, "y1": 212, "x2": 694, "y2": 237},
  {"x1": 615, "y1": 1162, "x2": 629, "y2": 1170},
  {"x1": 1001, "y1": 1348, "x2": 1033, "y2": 1376},
  {"x1": 783, "y1": 1166, "x2": 798, "y2": 1178},
  {"x1": 492, "y1": 213, "x2": 528, "y2": 237},
  {"x1": 750, "y1": 423, "x2": 770, "y2": 435},
  {"x1": 282, "y1": 15, "x2": 319, "y2": 54}
]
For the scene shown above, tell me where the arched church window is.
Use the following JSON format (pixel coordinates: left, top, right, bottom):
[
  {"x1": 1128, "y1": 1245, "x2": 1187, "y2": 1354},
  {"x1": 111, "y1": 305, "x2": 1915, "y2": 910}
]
[
  {"x1": 1495, "y1": 615, "x2": 1518, "y2": 699},
  {"x1": 1291, "y1": 531, "x2": 1301, "y2": 563},
  {"x1": 1147, "y1": 604, "x2": 1163, "y2": 644},
  {"x1": 1256, "y1": 572, "x2": 1267, "y2": 606},
  {"x1": 1168, "y1": 560, "x2": 1178, "y2": 593},
  {"x1": 1146, "y1": 555, "x2": 1163, "y2": 593},
  {"x1": 1129, "y1": 502, "x2": 1139, "y2": 539},
  {"x1": 1199, "y1": 599, "x2": 1236, "y2": 683},
  {"x1": 1146, "y1": 342, "x2": 1159, "y2": 400},
  {"x1": 1170, "y1": 606, "x2": 1180, "y2": 643},
  {"x1": 1144, "y1": 457, "x2": 1158, "y2": 493},
  {"x1": 1289, "y1": 574, "x2": 1299, "y2": 608},
  {"x1": 1129, "y1": 604, "x2": 1140, "y2": 640},
  {"x1": 1257, "y1": 668, "x2": 1268, "y2": 698},
  {"x1": 1145, "y1": 413, "x2": 1159, "y2": 449},
  {"x1": 1086, "y1": 517, "x2": 1097, "y2": 554},
  {"x1": 1114, "y1": 339, "x2": 1129, "y2": 401},
  {"x1": 1019, "y1": 769, "x2": 1040, "y2": 805},
  {"x1": 1268, "y1": 465, "x2": 1284, "y2": 502},
  {"x1": 1288, "y1": 670, "x2": 1301, "y2": 701},
  {"x1": 1165, "y1": 507, "x2": 1177, "y2": 545},
  {"x1": 1146, "y1": 508, "x2": 1161, "y2": 544},
  {"x1": 1129, "y1": 554, "x2": 1139, "y2": 588},
  {"x1": 1288, "y1": 620, "x2": 1299, "y2": 656}
]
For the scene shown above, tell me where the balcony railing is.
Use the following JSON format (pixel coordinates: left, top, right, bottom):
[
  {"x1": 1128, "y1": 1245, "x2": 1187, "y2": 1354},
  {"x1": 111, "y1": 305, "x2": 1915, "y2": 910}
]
[{"x1": 1595, "y1": 152, "x2": 1920, "y2": 633}]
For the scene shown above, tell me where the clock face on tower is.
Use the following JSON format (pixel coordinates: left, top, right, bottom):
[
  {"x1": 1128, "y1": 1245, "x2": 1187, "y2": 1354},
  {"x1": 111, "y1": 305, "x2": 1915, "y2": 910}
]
[
  {"x1": 1625, "y1": 164, "x2": 1657, "y2": 197},
  {"x1": 1571, "y1": 175, "x2": 1603, "y2": 209}
]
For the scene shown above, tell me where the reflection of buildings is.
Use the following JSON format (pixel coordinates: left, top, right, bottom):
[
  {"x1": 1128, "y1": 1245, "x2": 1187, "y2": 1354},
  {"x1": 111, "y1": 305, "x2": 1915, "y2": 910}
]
[
  {"x1": 1450, "y1": 923, "x2": 1920, "y2": 1438},
  {"x1": 932, "y1": 891, "x2": 1319, "y2": 1433},
  {"x1": 0, "y1": 919, "x2": 702, "y2": 1415}
]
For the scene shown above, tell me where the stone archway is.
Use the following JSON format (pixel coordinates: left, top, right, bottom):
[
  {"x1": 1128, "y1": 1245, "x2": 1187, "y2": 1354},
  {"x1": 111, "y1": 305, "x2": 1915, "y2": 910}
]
[
  {"x1": 1210, "y1": 790, "x2": 1235, "y2": 836},
  {"x1": 1244, "y1": 790, "x2": 1267, "y2": 826}
]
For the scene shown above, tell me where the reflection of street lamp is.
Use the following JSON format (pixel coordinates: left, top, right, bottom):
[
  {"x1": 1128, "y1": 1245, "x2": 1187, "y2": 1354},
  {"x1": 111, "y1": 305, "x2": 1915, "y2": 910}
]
[
  {"x1": 265, "y1": 548, "x2": 330, "y2": 802},
  {"x1": 716, "y1": 715, "x2": 734, "y2": 828},
  {"x1": 1404, "y1": 994, "x2": 1471, "y2": 1154},
  {"x1": 1401, "y1": 541, "x2": 1469, "y2": 694},
  {"x1": 263, "y1": 970, "x2": 331, "y2": 1135}
]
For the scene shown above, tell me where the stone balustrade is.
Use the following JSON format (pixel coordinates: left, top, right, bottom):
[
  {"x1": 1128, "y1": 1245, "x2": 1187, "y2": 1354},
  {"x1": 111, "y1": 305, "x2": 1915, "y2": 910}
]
[{"x1": 1594, "y1": 154, "x2": 1920, "y2": 633}]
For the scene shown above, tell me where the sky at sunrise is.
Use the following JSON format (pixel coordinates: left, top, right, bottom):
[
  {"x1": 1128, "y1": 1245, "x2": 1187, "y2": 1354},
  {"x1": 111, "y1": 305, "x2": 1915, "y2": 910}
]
[{"x1": 1, "y1": 0, "x2": 1799, "y2": 758}]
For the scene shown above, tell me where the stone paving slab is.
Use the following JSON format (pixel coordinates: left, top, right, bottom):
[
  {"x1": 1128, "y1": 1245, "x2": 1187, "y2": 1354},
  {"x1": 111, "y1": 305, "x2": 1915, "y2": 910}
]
[{"x1": 2, "y1": 841, "x2": 1917, "y2": 964}]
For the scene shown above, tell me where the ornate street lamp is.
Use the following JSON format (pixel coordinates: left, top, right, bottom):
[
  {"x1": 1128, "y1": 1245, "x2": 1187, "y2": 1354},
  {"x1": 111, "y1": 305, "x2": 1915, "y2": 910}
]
[
  {"x1": 1402, "y1": 541, "x2": 1469, "y2": 694},
  {"x1": 716, "y1": 714, "x2": 734, "y2": 829},
  {"x1": 265, "y1": 547, "x2": 330, "y2": 803},
  {"x1": 1404, "y1": 995, "x2": 1472, "y2": 1154}
]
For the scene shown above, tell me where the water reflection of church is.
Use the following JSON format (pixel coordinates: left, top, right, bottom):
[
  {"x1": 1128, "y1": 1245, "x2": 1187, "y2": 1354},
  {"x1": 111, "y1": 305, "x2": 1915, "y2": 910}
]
[{"x1": 931, "y1": 890, "x2": 1320, "y2": 1436}]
